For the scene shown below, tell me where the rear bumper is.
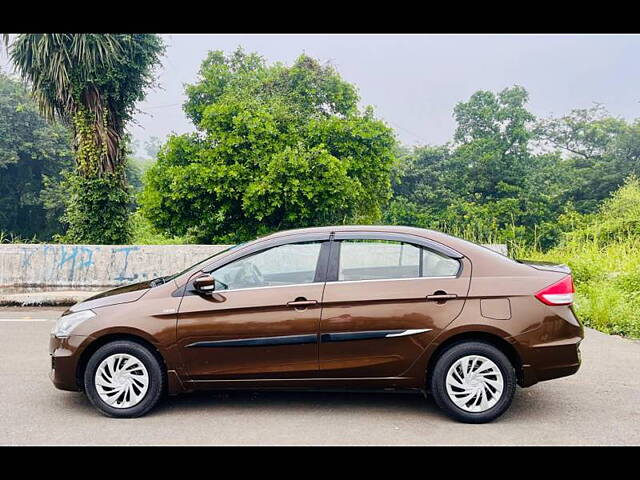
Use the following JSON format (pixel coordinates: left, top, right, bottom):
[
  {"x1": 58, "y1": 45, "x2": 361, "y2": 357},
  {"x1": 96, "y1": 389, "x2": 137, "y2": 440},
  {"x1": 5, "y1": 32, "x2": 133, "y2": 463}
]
[{"x1": 519, "y1": 336, "x2": 582, "y2": 387}]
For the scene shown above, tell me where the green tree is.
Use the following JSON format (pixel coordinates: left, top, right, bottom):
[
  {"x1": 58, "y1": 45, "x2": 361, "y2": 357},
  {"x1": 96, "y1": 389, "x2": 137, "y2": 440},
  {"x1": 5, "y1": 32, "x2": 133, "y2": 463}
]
[
  {"x1": 5, "y1": 34, "x2": 164, "y2": 243},
  {"x1": 0, "y1": 72, "x2": 73, "y2": 240},
  {"x1": 451, "y1": 85, "x2": 536, "y2": 200},
  {"x1": 384, "y1": 144, "x2": 451, "y2": 227},
  {"x1": 536, "y1": 105, "x2": 639, "y2": 213},
  {"x1": 142, "y1": 49, "x2": 396, "y2": 243},
  {"x1": 386, "y1": 86, "x2": 568, "y2": 248}
]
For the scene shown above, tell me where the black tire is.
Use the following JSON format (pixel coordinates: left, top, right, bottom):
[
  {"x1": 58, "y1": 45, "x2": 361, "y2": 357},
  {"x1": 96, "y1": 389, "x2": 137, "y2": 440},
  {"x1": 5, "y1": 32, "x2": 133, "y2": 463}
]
[
  {"x1": 84, "y1": 340, "x2": 165, "y2": 418},
  {"x1": 429, "y1": 341, "x2": 516, "y2": 423}
]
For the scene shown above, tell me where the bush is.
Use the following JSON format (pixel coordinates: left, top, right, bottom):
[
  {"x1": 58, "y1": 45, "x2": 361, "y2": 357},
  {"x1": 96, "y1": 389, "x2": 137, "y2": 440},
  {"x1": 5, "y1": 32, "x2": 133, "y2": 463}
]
[
  {"x1": 517, "y1": 178, "x2": 640, "y2": 339},
  {"x1": 130, "y1": 210, "x2": 192, "y2": 245},
  {"x1": 58, "y1": 171, "x2": 132, "y2": 244}
]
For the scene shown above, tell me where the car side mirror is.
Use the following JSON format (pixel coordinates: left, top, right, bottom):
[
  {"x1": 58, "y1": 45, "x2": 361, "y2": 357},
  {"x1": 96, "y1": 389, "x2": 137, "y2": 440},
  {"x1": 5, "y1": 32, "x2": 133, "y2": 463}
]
[{"x1": 193, "y1": 273, "x2": 215, "y2": 295}]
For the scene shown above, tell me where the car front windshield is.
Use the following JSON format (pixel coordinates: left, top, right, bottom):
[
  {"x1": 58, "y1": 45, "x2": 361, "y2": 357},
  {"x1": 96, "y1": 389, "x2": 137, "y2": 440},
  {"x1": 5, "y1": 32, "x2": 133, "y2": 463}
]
[{"x1": 161, "y1": 244, "x2": 243, "y2": 283}]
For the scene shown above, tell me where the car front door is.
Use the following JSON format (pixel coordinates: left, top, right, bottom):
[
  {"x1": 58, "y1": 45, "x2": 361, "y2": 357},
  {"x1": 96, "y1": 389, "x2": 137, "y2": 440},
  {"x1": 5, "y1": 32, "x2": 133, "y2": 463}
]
[
  {"x1": 319, "y1": 232, "x2": 472, "y2": 379},
  {"x1": 176, "y1": 236, "x2": 330, "y2": 381}
]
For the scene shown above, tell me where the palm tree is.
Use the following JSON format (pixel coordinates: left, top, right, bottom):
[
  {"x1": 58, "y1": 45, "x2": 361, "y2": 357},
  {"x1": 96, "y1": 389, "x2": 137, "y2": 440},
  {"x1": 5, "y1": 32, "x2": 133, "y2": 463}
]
[
  {"x1": 2, "y1": 34, "x2": 163, "y2": 243},
  {"x1": 8, "y1": 34, "x2": 141, "y2": 175}
]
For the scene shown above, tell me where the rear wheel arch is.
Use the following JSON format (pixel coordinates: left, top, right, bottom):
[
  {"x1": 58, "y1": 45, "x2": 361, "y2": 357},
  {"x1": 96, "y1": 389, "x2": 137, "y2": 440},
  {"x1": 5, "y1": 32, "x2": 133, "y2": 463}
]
[
  {"x1": 76, "y1": 333, "x2": 167, "y2": 391},
  {"x1": 425, "y1": 331, "x2": 523, "y2": 390}
]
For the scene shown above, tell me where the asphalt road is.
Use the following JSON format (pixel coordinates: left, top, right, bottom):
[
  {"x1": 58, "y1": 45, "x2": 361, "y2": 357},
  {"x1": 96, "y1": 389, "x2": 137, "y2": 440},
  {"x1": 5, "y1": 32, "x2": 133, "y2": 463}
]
[{"x1": 1, "y1": 306, "x2": 639, "y2": 446}]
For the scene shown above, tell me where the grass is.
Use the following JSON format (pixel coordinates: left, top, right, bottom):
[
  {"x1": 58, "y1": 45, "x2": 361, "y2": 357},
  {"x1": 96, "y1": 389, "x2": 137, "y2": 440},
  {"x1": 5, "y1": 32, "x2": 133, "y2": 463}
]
[
  {"x1": 513, "y1": 237, "x2": 640, "y2": 339},
  {"x1": 0, "y1": 231, "x2": 39, "y2": 244},
  {"x1": 129, "y1": 210, "x2": 193, "y2": 245},
  {"x1": 507, "y1": 178, "x2": 640, "y2": 339}
]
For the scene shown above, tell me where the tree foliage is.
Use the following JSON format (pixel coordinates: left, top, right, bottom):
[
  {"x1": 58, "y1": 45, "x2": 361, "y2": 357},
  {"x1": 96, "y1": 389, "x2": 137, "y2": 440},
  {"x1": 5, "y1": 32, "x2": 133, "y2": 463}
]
[
  {"x1": 386, "y1": 86, "x2": 640, "y2": 250},
  {"x1": 142, "y1": 49, "x2": 396, "y2": 243},
  {"x1": 3, "y1": 38, "x2": 639, "y2": 252},
  {"x1": 536, "y1": 105, "x2": 640, "y2": 213},
  {"x1": 386, "y1": 86, "x2": 562, "y2": 247},
  {"x1": 0, "y1": 72, "x2": 73, "y2": 240},
  {"x1": 6, "y1": 34, "x2": 164, "y2": 244}
]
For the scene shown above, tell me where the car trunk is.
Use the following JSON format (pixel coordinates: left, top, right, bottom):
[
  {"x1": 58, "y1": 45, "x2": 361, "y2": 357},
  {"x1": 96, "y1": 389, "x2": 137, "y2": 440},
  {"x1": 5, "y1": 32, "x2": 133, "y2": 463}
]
[{"x1": 516, "y1": 259, "x2": 571, "y2": 274}]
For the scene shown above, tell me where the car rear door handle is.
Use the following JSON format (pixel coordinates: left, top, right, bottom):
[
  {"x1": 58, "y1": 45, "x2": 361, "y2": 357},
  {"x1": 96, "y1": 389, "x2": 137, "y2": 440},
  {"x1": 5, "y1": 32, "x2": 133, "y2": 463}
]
[
  {"x1": 426, "y1": 293, "x2": 458, "y2": 301},
  {"x1": 287, "y1": 299, "x2": 318, "y2": 307}
]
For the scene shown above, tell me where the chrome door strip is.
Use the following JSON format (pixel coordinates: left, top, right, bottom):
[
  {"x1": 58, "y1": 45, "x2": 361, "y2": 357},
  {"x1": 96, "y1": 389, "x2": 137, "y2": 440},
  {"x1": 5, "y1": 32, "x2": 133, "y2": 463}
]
[{"x1": 385, "y1": 328, "x2": 431, "y2": 337}]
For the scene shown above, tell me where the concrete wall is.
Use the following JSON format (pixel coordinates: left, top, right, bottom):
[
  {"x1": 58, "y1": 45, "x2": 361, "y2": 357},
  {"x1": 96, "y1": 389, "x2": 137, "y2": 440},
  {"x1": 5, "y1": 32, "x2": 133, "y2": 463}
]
[
  {"x1": 0, "y1": 243, "x2": 508, "y2": 288},
  {"x1": 0, "y1": 244, "x2": 230, "y2": 287}
]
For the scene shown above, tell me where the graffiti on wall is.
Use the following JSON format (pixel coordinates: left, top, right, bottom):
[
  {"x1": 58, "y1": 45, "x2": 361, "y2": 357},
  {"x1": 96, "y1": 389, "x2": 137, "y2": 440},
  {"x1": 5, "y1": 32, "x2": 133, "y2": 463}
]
[{"x1": 1, "y1": 244, "x2": 228, "y2": 287}]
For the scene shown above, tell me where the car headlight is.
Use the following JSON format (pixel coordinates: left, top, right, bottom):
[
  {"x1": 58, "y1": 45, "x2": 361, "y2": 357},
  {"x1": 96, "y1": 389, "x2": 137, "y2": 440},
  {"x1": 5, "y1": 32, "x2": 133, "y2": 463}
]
[{"x1": 52, "y1": 310, "x2": 96, "y2": 338}]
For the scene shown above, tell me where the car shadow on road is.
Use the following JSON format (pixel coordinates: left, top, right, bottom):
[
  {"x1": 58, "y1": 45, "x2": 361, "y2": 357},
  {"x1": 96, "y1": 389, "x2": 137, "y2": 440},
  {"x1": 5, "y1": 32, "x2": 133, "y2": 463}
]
[
  {"x1": 162, "y1": 389, "x2": 433, "y2": 412},
  {"x1": 58, "y1": 384, "x2": 554, "y2": 423},
  {"x1": 154, "y1": 386, "x2": 553, "y2": 421}
]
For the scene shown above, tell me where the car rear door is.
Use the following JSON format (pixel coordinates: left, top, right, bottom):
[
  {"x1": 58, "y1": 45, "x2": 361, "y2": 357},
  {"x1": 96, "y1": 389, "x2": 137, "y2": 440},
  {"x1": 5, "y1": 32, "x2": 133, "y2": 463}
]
[
  {"x1": 319, "y1": 232, "x2": 472, "y2": 378},
  {"x1": 176, "y1": 234, "x2": 331, "y2": 381}
]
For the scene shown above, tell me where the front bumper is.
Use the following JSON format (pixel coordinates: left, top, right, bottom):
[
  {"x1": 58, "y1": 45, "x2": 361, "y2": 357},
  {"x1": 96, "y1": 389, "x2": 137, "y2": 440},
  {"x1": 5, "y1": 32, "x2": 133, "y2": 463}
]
[{"x1": 49, "y1": 334, "x2": 90, "y2": 392}]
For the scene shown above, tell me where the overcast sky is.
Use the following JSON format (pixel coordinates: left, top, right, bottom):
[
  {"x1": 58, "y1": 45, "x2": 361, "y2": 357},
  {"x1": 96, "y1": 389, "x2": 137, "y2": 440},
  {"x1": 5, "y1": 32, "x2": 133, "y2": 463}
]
[{"x1": 3, "y1": 34, "x2": 640, "y2": 157}]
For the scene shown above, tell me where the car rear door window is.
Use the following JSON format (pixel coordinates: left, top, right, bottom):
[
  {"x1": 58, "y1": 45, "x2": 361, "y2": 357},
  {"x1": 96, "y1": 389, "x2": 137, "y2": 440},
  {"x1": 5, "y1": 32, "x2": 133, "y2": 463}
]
[
  {"x1": 338, "y1": 240, "x2": 420, "y2": 281},
  {"x1": 337, "y1": 239, "x2": 459, "y2": 281}
]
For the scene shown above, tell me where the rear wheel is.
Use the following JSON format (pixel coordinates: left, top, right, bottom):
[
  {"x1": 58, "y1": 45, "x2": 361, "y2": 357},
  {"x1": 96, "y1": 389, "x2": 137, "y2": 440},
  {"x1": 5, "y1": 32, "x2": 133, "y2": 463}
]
[
  {"x1": 429, "y1": 341, "x2": 516, "y2": 423},
  {"x1": 84, "y1": 340, "x2": 164, "y2": 418}
]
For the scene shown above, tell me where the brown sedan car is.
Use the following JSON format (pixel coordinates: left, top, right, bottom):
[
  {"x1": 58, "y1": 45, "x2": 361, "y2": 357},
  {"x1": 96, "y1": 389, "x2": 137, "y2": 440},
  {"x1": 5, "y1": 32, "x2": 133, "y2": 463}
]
[{"x1": 50, "y1": 226, "x2": 583, "y2": 423}]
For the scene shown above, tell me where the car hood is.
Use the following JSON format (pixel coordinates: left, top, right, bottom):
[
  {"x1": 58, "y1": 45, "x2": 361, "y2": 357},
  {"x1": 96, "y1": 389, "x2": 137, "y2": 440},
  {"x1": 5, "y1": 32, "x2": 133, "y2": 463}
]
[{"x1": 69, "y1": 280, "x2": 152, "y2": 313}]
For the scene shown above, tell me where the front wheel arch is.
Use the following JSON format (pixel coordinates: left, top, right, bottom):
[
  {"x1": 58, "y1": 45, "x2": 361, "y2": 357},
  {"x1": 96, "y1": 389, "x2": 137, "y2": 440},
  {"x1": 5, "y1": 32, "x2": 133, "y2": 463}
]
[{"x1": 76, "y1": 333, "x2": 167, "y2": 391}]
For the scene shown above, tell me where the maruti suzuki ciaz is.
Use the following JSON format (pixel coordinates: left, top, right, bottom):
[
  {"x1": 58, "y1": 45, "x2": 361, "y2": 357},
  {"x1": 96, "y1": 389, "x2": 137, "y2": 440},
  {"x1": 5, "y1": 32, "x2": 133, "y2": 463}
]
[{"x1": 49, "y1": 226, "x2": 583, "y2": 423}]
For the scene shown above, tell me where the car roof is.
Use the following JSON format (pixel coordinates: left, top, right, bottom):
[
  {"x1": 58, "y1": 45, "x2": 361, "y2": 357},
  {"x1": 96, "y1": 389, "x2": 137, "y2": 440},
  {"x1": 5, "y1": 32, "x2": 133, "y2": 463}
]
[
  {"x1": 261, "y1": 225, "x2": 442, "y2": 239},
  {"x1": 259, "y1": 225, "x2": 471, "y2": 251},
  {"x1": 256, "y1": 225, "x2": 528, "y2": 275}
]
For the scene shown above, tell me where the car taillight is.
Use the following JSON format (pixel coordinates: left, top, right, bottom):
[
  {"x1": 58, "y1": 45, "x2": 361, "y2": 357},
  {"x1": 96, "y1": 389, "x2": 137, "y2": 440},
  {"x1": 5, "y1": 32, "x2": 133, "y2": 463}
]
[{"x1": 535, "y1": 275, "x2": 575, "y2": 306}]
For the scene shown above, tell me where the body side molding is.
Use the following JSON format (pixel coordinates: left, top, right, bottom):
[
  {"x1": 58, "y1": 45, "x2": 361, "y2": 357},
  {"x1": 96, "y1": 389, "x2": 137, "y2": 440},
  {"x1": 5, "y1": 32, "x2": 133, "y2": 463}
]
[
  {"x1": 186, "y1": 334, "x2": 317, "y2": 348},
  {"x1": 321, "y1": 329, "x2": 431, "y2": 343},
  {"x1": 186, "y1": 329, "x2": 431, "y2": 348}
]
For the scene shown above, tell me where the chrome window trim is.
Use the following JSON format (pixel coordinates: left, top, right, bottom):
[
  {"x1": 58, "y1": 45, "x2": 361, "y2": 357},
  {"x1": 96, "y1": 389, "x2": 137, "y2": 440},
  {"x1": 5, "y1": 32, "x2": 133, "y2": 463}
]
[
  {"x1": 203, "y1": 275, "x2": 459, "y2": 292},
  {"x1": 327, "y1": 275, "x2": 458, "y2": 285},
  {"x1": 332, "y1": 231, "x2": 464, "y2": 259},
  {"x1": 209, "y1": 281, "x2": 326, "y2": 294}
]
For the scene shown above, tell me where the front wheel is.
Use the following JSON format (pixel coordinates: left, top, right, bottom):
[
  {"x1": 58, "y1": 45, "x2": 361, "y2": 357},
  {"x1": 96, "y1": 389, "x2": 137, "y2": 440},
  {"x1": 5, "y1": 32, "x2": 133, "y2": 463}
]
[
  {"x1": 429, "y1": 341, "x2": 516, "y2": 423},
  {"x1": 84, "y1": 340, "x2": 165, "y2": 418}
]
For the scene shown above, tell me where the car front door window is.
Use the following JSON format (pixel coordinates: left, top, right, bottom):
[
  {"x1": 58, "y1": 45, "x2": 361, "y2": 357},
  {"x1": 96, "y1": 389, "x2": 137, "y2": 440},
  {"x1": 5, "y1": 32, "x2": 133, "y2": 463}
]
[{"x1": 213, "y1": 242, "x2": 323, "y2": 291}]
